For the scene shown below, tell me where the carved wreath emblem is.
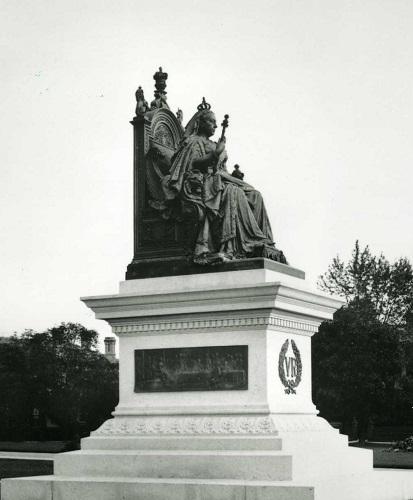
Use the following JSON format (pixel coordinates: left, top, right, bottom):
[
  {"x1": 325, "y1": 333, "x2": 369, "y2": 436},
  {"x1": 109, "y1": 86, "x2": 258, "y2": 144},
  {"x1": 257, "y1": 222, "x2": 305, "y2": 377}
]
[{"x1": 278, "y1": 339, "x2": 302, "y2": 395}]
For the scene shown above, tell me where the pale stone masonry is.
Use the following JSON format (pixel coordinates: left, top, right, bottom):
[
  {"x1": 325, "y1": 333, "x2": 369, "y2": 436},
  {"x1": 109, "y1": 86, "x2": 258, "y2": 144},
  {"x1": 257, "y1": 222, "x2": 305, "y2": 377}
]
[{"x1": 3, "y1": 265, "x2": 413, "y2": 499}]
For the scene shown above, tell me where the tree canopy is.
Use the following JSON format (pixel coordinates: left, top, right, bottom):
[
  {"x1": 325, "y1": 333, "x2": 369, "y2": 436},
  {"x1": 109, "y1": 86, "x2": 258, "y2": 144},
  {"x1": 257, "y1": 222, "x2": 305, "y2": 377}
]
[
  {"x1": 0, "y1": 323, "x2": 118, "y2": 442},
  {"x1": 313, "y1": 242, "x2": 413, "y2": 437},
  {"x1": 318, "y1": 240, "x2": 413, "y2": 328},
  {"x1": 313, "y1": 303, "x2": 407, "y2": 437}
]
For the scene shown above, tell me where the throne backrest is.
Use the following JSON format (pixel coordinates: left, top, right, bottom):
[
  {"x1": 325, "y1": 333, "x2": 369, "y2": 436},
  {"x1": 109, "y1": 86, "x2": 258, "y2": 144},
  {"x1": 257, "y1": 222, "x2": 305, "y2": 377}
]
[
  {"x1": 130, "y1": 106, "x2": 186, "y2": 265},
  {"x1": 145, "y1": 109, "x2": 184, "y2": 202}
]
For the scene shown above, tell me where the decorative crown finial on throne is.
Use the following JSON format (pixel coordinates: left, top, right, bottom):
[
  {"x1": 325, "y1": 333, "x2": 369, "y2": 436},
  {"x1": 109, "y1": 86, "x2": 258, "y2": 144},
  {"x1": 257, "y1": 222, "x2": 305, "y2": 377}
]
[
  {"x1": 151, "y1": 66, "x2": 169, "y2": 110},
  {"x1": 153, "y1": 66, "x2": 168, "y2": 95}
]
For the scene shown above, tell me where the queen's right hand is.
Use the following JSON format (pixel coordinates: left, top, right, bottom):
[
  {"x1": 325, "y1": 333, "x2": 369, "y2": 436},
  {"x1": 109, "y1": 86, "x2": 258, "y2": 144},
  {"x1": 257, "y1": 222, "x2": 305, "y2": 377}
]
[{"x1": 215, "y1": 137, "x2": 226, "y2": 156}]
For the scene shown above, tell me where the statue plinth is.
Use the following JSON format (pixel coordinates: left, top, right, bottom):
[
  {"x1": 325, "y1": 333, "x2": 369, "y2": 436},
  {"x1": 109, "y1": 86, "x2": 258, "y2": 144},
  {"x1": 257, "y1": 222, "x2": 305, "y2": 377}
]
[
  {"x1": 126, "y1": 256, "x2": 303, "y2": 280},
  {"x1": 4, "y1": 267, "x2": 413, "y2": 500},
  {"x1": 83, "y1": 266, "x2": 328, "y2": 421}
]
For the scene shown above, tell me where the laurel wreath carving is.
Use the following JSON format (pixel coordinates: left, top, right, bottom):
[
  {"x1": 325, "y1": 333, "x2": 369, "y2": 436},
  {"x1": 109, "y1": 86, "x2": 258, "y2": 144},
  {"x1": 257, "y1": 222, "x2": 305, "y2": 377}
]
[
  {"x1": 278, "y1": 339, "x2": 302, "y2": 395},
  {"x1": 94, "y1": 416, "x2": 278, "y2": 436}
]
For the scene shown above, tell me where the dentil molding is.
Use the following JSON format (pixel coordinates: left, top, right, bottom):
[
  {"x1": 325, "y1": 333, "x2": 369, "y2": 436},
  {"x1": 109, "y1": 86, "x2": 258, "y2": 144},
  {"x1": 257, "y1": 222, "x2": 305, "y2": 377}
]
[{"x1": 111, "y1": 314, "x2": 319, "y2": 336}]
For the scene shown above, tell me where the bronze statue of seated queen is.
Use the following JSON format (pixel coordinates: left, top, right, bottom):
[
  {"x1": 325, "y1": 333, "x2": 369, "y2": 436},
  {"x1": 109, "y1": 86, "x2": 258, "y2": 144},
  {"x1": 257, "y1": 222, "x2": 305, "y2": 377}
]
[{"x1": 126, "y1": 68, "x2": 287, "y2": 279}]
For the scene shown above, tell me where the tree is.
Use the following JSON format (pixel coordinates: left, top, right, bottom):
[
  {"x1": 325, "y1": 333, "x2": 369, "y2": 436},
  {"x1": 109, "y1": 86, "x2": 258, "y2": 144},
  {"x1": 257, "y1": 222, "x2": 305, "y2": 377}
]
[
  {"x1": 312, "y1": 303, "x2": 404, "y2": 440},
  {"x1": 313, "y1": 242, "x2": 413, "y2": 437},
  {"x1": 0, "y1": 337, "x2": 31, "y2": 440},
  {"x1": 0, "y1": 323, "x2": 118, "y2": 442},
  {"x1": 318, "y1": 240, "x2": 413, "y2": 327}
]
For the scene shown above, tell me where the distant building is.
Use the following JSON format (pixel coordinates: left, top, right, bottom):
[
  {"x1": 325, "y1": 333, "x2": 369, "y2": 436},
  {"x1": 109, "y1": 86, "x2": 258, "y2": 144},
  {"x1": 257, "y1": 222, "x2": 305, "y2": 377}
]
[{"x1": 104, "y1": 336, "x2": 117, "y2": 363}]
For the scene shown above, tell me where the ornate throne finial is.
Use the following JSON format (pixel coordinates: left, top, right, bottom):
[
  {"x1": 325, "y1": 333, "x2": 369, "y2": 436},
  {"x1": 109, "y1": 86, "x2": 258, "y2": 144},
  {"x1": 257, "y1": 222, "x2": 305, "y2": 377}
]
[
  {"x1": 153, "y1": 67, "x2": 168, "y2": 95},
  {"x1": 197, "y1": 97, "x2": 211, "y2": 111},
  {"x1": 151, "y1": 66, "x2": 169, "y2": 110},
  {"x1": 135, "y1": 86, "x2": 149, "y2": 115}
]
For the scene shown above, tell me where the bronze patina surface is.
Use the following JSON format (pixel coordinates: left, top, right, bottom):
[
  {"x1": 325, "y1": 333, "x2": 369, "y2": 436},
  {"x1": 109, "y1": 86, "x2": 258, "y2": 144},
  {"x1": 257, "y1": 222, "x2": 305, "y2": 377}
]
[
  {"x1": 134, "y1": 345, "x2": 248, "y2": 393},
  {"x1": 126, "y1": 68, "x2": 288, "y2": 279}
]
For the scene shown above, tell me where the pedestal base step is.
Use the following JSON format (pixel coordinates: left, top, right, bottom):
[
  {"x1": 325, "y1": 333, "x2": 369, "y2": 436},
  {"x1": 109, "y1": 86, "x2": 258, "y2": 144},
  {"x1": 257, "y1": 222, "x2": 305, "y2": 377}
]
[
  {"x1": 54, "y1": 449, "x2": 292, "y2": 481},
  {"x1": 82, "y1": 435, "x2": 283, "y2": 451},
  {"x1": 3, "y1": 469, "x2": 413, "y2": 499},
  {"x1": 1, "y1": 476, "x2": 314, "y2": 500}
]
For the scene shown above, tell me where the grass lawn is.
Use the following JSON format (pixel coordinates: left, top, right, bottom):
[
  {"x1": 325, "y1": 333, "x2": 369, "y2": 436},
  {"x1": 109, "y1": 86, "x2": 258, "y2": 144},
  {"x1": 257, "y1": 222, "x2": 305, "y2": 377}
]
[
  {"x1": 351, "y1": 443, "x2": 413, "y2": 469},
  {"x1": 0, "y1": 456, "x2": 53, "y2": 497},
  {"x1": 0, "y1": 457, "x2": 53, "y2": 480}
]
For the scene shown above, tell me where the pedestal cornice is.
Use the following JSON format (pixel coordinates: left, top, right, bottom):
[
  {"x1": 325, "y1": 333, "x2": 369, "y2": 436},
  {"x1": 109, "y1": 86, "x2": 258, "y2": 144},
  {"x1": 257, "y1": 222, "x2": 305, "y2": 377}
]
[{"x1": 81, "y1": 281, "x2": 343, "y2": 327}]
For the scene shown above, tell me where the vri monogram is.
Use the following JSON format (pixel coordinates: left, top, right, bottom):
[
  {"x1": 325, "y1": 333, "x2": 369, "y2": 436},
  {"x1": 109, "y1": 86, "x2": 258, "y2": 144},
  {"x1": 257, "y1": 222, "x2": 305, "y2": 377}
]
[
  {"x1": 278, "y1": 339, "x2": 302, "y2": 394},
  {"x1": 284, "y1": 355, "x2": 298, "y2": 378}
]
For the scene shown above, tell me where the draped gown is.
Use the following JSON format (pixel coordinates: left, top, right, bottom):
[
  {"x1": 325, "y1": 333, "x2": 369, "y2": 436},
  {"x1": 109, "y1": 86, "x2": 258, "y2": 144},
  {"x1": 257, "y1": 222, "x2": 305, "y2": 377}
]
[{"x1": 163, "y1": 134, "x2": 282, "y2": 263}]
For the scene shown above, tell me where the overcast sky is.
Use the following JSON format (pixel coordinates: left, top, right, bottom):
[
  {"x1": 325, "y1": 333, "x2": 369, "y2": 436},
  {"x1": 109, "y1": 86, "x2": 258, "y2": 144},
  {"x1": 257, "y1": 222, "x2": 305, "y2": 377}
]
[{"x1": 1, "y1": 0, "x2": 412, "y2": 341}]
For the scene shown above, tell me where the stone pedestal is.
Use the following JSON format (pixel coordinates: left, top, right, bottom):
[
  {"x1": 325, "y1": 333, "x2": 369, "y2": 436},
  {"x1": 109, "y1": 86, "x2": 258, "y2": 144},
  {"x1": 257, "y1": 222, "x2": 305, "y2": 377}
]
[{"x1": 3, "y1": 263, "x2": 413, "y2": 499}]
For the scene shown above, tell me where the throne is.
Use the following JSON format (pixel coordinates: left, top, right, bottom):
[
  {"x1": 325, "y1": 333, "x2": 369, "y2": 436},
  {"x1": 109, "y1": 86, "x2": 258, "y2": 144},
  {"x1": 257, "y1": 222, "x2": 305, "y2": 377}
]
[
  {"x1": 126, "y1": 72, "x2": 203, "y2": 279},
  {"x1": 126, "y1": 68, "x2": 289, "y2": 280}
]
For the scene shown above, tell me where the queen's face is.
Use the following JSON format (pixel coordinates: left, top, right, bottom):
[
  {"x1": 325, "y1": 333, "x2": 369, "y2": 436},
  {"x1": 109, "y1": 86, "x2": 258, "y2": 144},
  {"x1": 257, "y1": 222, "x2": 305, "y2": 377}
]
[{"x1": 199, "y1": 112, "x2": 217, "y2": 137}]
